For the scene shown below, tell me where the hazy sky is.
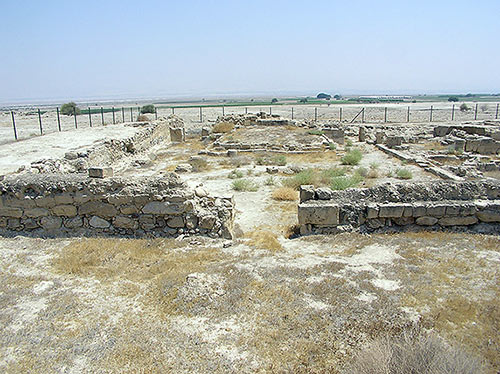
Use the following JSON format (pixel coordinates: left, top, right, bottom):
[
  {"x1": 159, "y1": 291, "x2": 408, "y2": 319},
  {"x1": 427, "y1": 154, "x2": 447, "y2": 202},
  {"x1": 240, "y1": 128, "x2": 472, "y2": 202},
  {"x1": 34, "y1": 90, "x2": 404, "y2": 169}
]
[{"x1": 1, "y1": 0, "x2": 499, "y2": 102}]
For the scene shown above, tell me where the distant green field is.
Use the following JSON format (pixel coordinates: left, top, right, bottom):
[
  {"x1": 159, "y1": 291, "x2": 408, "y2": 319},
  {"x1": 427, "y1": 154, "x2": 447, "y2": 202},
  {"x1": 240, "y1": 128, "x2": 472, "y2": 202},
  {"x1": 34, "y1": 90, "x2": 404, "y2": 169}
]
[{"x1": 81, "y1": 107, "x2": 122, "y2": 115}]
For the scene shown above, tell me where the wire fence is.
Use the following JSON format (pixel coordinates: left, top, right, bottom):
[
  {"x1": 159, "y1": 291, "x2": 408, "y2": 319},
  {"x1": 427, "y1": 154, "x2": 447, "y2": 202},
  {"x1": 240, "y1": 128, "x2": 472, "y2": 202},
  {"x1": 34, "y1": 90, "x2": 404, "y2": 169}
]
[{"x1": 1, "y1": 102, "x2": 499, "y2": 145}]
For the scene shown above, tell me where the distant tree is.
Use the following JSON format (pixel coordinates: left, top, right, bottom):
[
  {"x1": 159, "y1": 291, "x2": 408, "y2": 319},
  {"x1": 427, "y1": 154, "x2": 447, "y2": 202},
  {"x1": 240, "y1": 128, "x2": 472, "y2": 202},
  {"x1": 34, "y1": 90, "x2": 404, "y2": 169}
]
[
  {"x1": 141, "y1": 104, "x2": 155, "y2": 114},
  {"x1": 271, "y1": 98, "x2": 278, "y2": 103},
  {"x1": 334, "y1": 94, "x2": 342, "y2": 100},
  {"x1": 465, "y1": 93, "x2": 474, "y2": 97},
  {"x1": 60, "y1": 102, "x2": 80, "y2": 116},
  {"x1": 460, "y1": 103, "x2": 470, "y2": 112},
  {"x1": 316, "y1": 93, "x2": 331, "y2": 100},
  {"x1": 448, "y1": 96, "x2": 459, "y2": 102},
  {"x1": 299, "y1": 98, "x2": 308, "y2": 103}
]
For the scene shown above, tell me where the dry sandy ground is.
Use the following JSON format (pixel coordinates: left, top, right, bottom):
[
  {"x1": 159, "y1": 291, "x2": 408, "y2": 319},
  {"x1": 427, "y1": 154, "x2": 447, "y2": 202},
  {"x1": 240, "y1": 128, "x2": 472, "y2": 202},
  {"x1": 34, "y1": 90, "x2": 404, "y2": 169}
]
[
  {"x1": 0, "y1": 231, "x2": 498, "y2": 373},
  {"x1": 0, "y1": 123, "x2": 143, "y2": 175}
]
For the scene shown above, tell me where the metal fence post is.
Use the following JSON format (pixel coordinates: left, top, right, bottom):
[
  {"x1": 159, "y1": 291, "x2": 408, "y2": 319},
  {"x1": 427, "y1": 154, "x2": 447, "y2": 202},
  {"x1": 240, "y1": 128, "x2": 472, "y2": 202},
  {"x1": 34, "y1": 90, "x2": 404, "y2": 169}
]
[
  {"x1": 384, "y1": 107, "x2": 387, "y2": 123},
  {"x1": 340, "y1": 107, "x2": 342, "y2": 122},
  {"x1": 199, "y1": 107, "x2": 202, "y2": 122},
  {"x1": 112, "y1": 107, "x2": 115, "y2": 124},
  {"x1": 222, "y1": 106, "x2": 225, "y2": 116},
  {"x1": 430, "y1": 106, "x2": 433, "y2": 122},
  {"x1": 88, "y1": 108, "x2": 92, "y2": 127},
  {"x1": 155, "y1": 107, "x2": 158, "y2": 120},
  {"x1": 362, "y1": 108, "x2": 365, "y2": 123},
  {"x1": 11, "y1": 111, "x2": 17, "y2": 140},
  {"x1": 451, "y1": 104, "x2": 455, "y2": 121},
  {"x1": 122, "y1": 107, "x2": 125, "y2": 122},
  {"x1": 291, "y1": 107, "x2": 294, "y2": 120},
  {"x1": 130, "y1": 107, "x2": 133, "y2": 121},
  {"x1": 38, "y1": 108, "x2": 43, "y2": 135},
  {"x1": 101, "y1": 107, "x2": 104, "y2": 125},
  {"x1": 314, "y1": 107, "x2": 317, "y2": 121},
  {"x1": 73, "y1": 107, "x2": 78, "y2": 129},
  {"x1": 57, "y1": 107, "x2": 61, "y2": 131},
  {"x1": 172, "y1": 107, "x2": 174, "y2": 115},
  {"x1": 496, "y1": 103, "x2": 499, "y2": 119},
  {"x1": 245, "y1": 107, "x2": 248, "y2": 114},
  {"x1": 474, "y1": 103, "x2": 478, "y2": 120},
  {"x1": 407, "y1": 106, "x2": 410, "y2": 122}
]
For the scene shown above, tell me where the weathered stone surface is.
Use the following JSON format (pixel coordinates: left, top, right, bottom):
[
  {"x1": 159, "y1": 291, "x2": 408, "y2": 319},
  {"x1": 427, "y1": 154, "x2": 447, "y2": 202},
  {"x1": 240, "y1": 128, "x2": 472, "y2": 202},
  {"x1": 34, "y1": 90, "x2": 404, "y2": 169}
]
[
  {"x1": 113, "y1": 216, "x2": 138, "y2": 229},
  {"x1": 366, "y1": 204, "x2": 379, "y2": 219},
  {"x1": 416, "y1": 216, "x2": 438, "y2": 226},
  {"x1": 366, "y1": 218, "x2": 385, "y2": 229},
  {"x1": 35, "y1": 196, "x2": 56, "y2": 208},
  {"x1": 392, "y1": 217, "x2": 414, "y2": 226},
  {"x1": 108, "y1": 195, "x2": 133, "y2": 205},
  {"x1": 316, "y1": 187, "x2": 334, "y2": 200},
  {"x1": 0, "y1": 207, "x2": 23, "y2": 218},
  {"x1": 426, "y1": 205, "x2": 446, "y2": 217},
  {"x1": 89, "y1": 216, "x2": 110, "y2": 228},
  {"x1": 25, "y1": 207, "x2": 49, "y2": 218},
  {"x1": 120, "y1": 205, "x2": 139, "y2": 215},
  {"x1": 379, "y1": 204, "x2": 404, "y2": 218},
  {"x1": 79, "y1": 201, "x2": 117, "y2": 217},
  {"x1": 358, "y1": 127, "x2": 366, "y2": 142},
  {"x1": 298, "y1": 203, "x2": 339, "y2": 225},
  {"x1": 170, "y1": 127, "x2": 185, "y2": 142},
  {"x1": 199, "y1": 214, "x2": 216, "y2": 229},
  {"x1": 476, "y1": 210, "x2": 500, "y2": 223},
  {"x1": 52, "y1": 205, "x2": 77, "y2": 217},
  {"x1": 40, "y1": 216, "x2": 62, "y2": 229},
  {"x1": 175, "y1": 164, "x2": 193, "y2": 173},
  {"x1": 438, "y1": 216, "x2": 478, "y2": 226},
  {"x1": 65, "y1": 217, "x2": 83, "y2": 228},
  {"x1": 167, "y1": 216, "x2": 185, "y2": 228},
  {"x1": 142, "y1": 201, "x2": 184, "y2": 215},
  {"x1": 88, "y1": 167, "x2": 113, "y2": 178},
  {"x1": 299, "y1": 185, "x2": 315, "y2": 202}
]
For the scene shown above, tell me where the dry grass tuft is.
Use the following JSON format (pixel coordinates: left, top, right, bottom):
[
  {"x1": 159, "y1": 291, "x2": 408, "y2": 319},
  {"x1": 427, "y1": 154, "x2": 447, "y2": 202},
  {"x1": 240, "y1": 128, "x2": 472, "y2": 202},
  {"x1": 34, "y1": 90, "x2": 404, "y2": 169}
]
[
  {"x1": 343, "y1": 329, "x2": 486, "y2": 374},
  {"x1": 271, "y1": 187, "x2": 298, "y2": 201},
  {"x1": 245, "y1": 230, "x2": 284, "y2": 252},
  {"x1": 212, "y1": 121, "x2": 234, "y2": 133}
]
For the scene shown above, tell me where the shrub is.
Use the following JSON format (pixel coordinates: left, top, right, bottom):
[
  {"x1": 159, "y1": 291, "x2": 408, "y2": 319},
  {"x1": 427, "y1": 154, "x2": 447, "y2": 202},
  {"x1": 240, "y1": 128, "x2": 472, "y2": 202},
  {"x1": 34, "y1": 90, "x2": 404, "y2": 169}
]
[
  {"x1": 228, "y1": 169, "x2": 244, "y2": 179},
  {"x1": 232, "y1": 179, "x2": 259, "y2": 192},
  {"x1": 460, "y1": 103, "x2": 470, "y2": 112},
  {"x1": 341, "y1": 149, "x2": 363, "y2": 165},
  {"x1": 271, "y1": 98, "x2": 278, "y2": 103},
  {"x1": 355, "y1": 167, "x2": 368, "y2": 178},
  {"x1": 282, "y1": 169, "x2": 317, "y2": 190},
  {"x1": 316, "y1": 93, "x2": 331, "y2": 99},
  {"x1": 345, "y1": 139, "x2": 353, "y2": 147},
  {"x1": 212, "y1": 121, "x2": 234, "y2": 133},
  {"x1": 342, "y1": 330, "x2": 485, "y2": 374},
  {"x1": 271, "y1": 187, "x2": 298, "y2": 201},
  {"x1": 396, "y1": 168, "x2": 413, "y2": 179},
  {"x1": 246, "y1": 230, "x2": 283, "y2": 251},
  {"x1": 254, "y1": 154, "x2": 287, "y2": 166},
  {"x1": 189, "y1": 157, "x2": 210, "y2": 172},
  {"x1": 141, "y1": 104, "x2": 155, "y2": 114},
  {"x1": 330, "y1": 174, "x2": 363, "y2": 190},
  {"x1": 273, "y1": 155, "x2": 287, "y2": 166},
  {"x1": 320, "y1": 167, "x2": 346, "y2": 184},
  {"x1": 264, "y1": 176, "x2": 276, "y2": 186},
  {"x1": 328, "y1": 142, "x2": 336, "y2": 150},
  {"x1": 448, "y1": 96, "x2": 459, "y2": 102},
  {"x1": 60, "y1": 102, "x2": 81, "y2": 116}
]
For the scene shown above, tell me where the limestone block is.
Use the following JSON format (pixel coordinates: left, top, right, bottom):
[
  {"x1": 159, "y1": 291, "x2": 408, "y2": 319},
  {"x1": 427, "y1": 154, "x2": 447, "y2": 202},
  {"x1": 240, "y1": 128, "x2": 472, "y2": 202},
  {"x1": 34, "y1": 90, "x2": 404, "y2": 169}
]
[
  {"x1": 52, "y1": 205, "x2": 77, "y2": 217},
  {"x1": 170, "y1": 127, "x2": 185, "y2": 142},
  {"x1": 426, "y1": 204, "x2": 446, "y2": 217},
  {"x1": 0, "y1": 207, "x2": 23, "y2": 218},
  {"x1": 8, "y1": 218, "x2": 21, "y2": 229},
  {"x1": 416, "y1": 216, "x2": 438, "y2": 226},
  {"x1": 185, "y1": 214, "x2": 198, "y2": 229},
  {"x1": 35, "y1": 196, "x2": 56, "y2": 208},
  {"x1": 65, "y1": 217, "x2": 83, "y2": 228},
  {"x1": 54, "y1": 195, "x2": 74, "y2": 205},
  {"x1": 385, "y1": 136, "x2": 403, "y2": 148},
  {"x1": 199, "y1": 214, "x2": 216, "y2": 229},
  {"x1": 366, "y1": 218, "x2": 385, "y2": 229},
  {"x1": 114, "y1": 216, "x2": 138, "y2": 229},
  {"x1": 438, "y1": 216, "x2": 478, "y2": 226},
  {"x1": 392, "y1": 217, "x2": 414, "y2": 226},
  {"x1": 108, "y1": 195, "x2": 133, "y2": 205},
  {"x1": 89, "y1": 216, "x2": 110, "y2": 228},
  {"x1": 79, "y1": 201, "x2": 117, "y2": 217},
  {"x1": 298, "y1": 203, "x2": 339, "y2": 225},
  {"x1": 24, "y1": 207, "x2": 49, "y2": 218},
  {"x1": 167, "y1": 216, "x2": 185, "y2": 228},
  {"x1": 299, "y1": 185, "x2": 315, "y2": 203},
  {"x1": 88, "y1": 167, "x2": 113, "y2": 178},
  {"x1": 40, "y1": 216, "x2": 62, "y2": 230},
  {"x1": 142, "y1": 201, "x2": 184, "y2": 215},
  {"x1": 378, "y1": 204, "x2": 405, "y2": 218},
  {"x1": 120, "y1": 205, "x2": 139, "y2": 215},
  {"x1": 23, "y1": 218, "x2": 38, "y2": 229},
  {"x1": 476, "y1": 210, "x2": 500, "y2": 223},
  {"x1": 358, "y1": 127, "x2": 366, "y2": 142},
  {"x1": 316, "y1": 187, "x2": 334, "y2": 200},
  {"x1": 366, "y1": 204, "x2": 379, "y2": 219}
]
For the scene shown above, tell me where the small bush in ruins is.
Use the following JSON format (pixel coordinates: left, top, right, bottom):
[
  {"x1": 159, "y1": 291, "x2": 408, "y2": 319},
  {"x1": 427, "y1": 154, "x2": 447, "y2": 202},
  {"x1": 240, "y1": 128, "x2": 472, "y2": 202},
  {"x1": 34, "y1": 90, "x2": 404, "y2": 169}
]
[
  {"x1": 342, "y1": 330, "x2": 485, "y2": 374},
  {"x1": 307, "y1": 129, "x2": 324, "y2": 136},
  {"x1": 272, "y1": 187, "x2": 298, "y2": 201},
  {"x1": 232, "y1": 178, "x2": 259, "y2": 192},
  {"x1": 283, "y1": 169, "x2": 317, "y2": 190},
  {"x1": 341, "y1": 149, "x2": 363, "y2": 166},
  {"x1": 140, "y1": 104, "x2": 155, "y2": 114},
  {"x1": 255, "y1": 154, "x2": 287, "y2": 166},
  {"x1": 264, "y1": 176, "x2": 276, "y2": 186},
  {"x1": 460, "y1": 103, "x2": 470, "y2": 112},
  {"x1": 189, "y1": 157, "x2": 210, "y2": 172},
  {"x1": 212, "y1": 121, "x2": 234, "y2": 133},
  {"x1": 245, "y1": 230, "x2": 283, "y2": 251},
  {"x1": 330, "y1": 174, "x2": 363, "y2": 190},
  {"x1": 396, "y1": 168, "x2": 413, "y2": 180},
  {"x1": 228, "y1": 169, "x2": 244, "y2": 179}
]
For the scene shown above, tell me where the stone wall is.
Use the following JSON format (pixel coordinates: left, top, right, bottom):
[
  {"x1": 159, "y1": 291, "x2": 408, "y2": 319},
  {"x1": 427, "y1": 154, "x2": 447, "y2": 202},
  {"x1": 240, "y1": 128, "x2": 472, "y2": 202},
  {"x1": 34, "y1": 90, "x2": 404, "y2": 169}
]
[
  {"x1": 0, "y1": 173, "x2": 233, "y2": 238},
  {"x1": 298, "y1": 180, "x2": 500, "y2": 235}
]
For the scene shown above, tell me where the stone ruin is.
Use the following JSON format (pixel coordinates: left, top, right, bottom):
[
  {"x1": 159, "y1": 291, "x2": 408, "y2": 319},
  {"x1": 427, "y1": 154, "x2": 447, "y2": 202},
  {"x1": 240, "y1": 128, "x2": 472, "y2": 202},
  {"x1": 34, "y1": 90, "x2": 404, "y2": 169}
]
[
  {"x1": 0, "y1": 173, "x2": 233, "y2": 239},
  {"x1": 298, "y1": 180, "x2": 500, "y2": 235}
]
